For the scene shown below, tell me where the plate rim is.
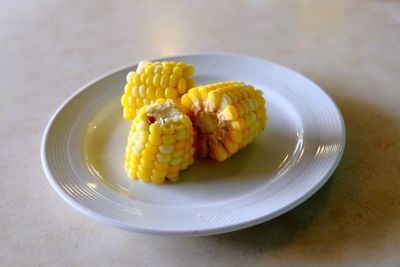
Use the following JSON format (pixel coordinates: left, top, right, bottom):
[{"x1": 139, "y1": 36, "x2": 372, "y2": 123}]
[{"x1": 41, "y1": 53, "x2": 346, "y2": 236}]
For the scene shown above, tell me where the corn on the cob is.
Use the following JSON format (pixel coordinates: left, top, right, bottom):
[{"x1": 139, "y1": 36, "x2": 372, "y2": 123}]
[
  {"x1": 125, "y1": 99, "x2": 195, "y2": 184},
  {"x1": 180, "y1": 81, "x2": 267, "y2": 162},
  {"x1": 121, "y1": 61, "x2": 196, "y2": 120}
]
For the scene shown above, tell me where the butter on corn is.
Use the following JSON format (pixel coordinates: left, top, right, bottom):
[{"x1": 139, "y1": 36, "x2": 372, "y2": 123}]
[
  {"x1": 121, "y1": 61, "x2": 196, "y2": 120},
  {"x1": 125, "y1": 99, "x2": 195, "y2": 184},
  {"x1": 181, "y1": 81, "x2": 267, "y2": 161}
]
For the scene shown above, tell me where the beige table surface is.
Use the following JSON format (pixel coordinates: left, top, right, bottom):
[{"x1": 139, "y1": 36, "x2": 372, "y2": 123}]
[{"x1": 1, "y1": 0, "x2": 400, "y2": 266}]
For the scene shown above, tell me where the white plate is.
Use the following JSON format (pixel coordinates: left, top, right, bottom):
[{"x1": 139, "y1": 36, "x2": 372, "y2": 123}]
[{"x1": 41, "y1": 54, "x2": 345, "y2": 236}]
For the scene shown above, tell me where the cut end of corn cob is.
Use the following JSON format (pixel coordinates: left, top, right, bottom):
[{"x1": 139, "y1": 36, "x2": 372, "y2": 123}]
[
  {"x1": 181, "y1": 81, "x2": 267, "y2": 162},
  {"x1": 121, "y1": 61, "x2": 196, "y2": 120},
  {"x1": 125, "y1": 99, "x2": 195, "y2": 184}
]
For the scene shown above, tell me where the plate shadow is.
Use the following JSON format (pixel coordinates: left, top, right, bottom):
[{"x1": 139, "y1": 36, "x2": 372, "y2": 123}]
[{"x1": 194, "y1": 88, "x2": 400, "y2": 259}]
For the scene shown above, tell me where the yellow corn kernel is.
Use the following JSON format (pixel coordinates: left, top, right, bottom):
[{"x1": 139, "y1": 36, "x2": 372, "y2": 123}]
[
  {"x1": 163, "y1": 64, "x2": 172, "y2": 75},
  {"x1": 222, "y1": 105, "x2": 238, "y2": 121},
  {"x1": 187, "y1": 78, "x2": 195, "y2": 89},
  {"x1": 151, "y1": 172, "x2": 166, "y2": 184},
  {"x1": 145, "y1": 142, "x2": 159, "y2": 154},
  {"x1": 146, "y1": 86, "x2": 156, "y2": 99},
  {"x1": 230, "y1": 130, "x2": 243, "y2": 144},
  {"x1": 166, "y1": 172, "x2": 179, "y2": 180},
  {"x1": 154, "y1": 65, "x2": 162, "y2": 74},
  {"x1": 130, "y1": 146, "x2": 141, "y2": 157},
  {"x1": 153, "y1": 74, "x2": 161, "y2": 87},
  {"x1": 162, "y1": 124, "x2": 175, "y2": 135},
  {"x1": 142, "y1": 150, "x2": 157, "y2": 161},
  {"x1": 184, "y1": 142, "x2": 192, "y2": 152},
  {"x1": 137, "y1": 131, "x2": 149, "y2": 141},
  {"x1": 140, "y1": 73, "x2": 148, "y2": 84},
  {"x1": 183, "y1": 116, "x2": 192, "y2": 128},
  {"x1": 172, "y1": 149, "x2": 184, "y2": 158},
  {"x1": 222, "y1": 138, "x2": 238, "y2": 154},
  {"x1": 174, "y1": 140, "x2": 186, "y2": 149},
  {"x1": 208, "y1": 91, "x2": 221, "y2": 111},
  {"x1": 126, "y1": 158, "x2": 132, "y2": 168},
  {"x1": 162, "y1": 134, "x2": 175, "y2": 145},
  {"x1": 234, "y1": 103, "x2": 244, "y2": 116},
  {"x1": 231, "y1": 118, "x2": 246, "y2": 131},
  {"x1": 149, "y1": 134, "x2": 162, "y2": 145},
  {"x1": 132, "y1": 156, "x2": 140, "y2": 165},
  {"x1": 137, "y1": 171, "x2": 151, "y2": 182},
  {"x1": 170, "y1": 157, "x2": 182, "y2": 166},
  {"x1": 151, "y1": 167, "x2": 165, "y2": 177},
  {"x1": 126, "y1": 71, "x2": 135, "y2": 83},
  {"x1": 123, "y1": 110, "x2": 130, "y2": 120},
  {"x1": 180, "y1": 94, "x2": 192, "y2": 109},
  {"x1": 161, "y1": 75, "x2": 169, "y2": 88},
  {"x1": 154, "y1": 87, "x2": 163, "y2": 98},
  {"x1": 174, "y1": 122, "x2": 184, "y2": 131},
  {"x1": 139, "y1": 158, "x2": 154, "y2": 169},
  {"x1": 157, "y1": 153, "x2": 171, "y2": 163},
  {"x1": 146, "y1": 74, "x2": 154, "y2": 86},
  {"x1": 169, "y1": 74, "x2": 178, "y2": 87},
  {"x1": 220, "y1": 95, "x2": 232, "y2": 110},
  {"x1": 121, "y1": 94, "x2": 128, "y2": 107},
  {"x1": 124, "y1": 83, "x2": 133, "y2": 94},
  {"x1": 131, "y1": 86, "x2": 139, "y2": 97},
  {"x1": 168, "y1": 163, "x2": 180, "y2": 171},
  {"x1": 134, "y1": 139, "x2": 145, "y2": 150},
  {"x1": 173, "y1": 66, "x2": 183, "y2": 77},
  {"x1": 228, "y1": 92, "x2": 239, "y2": 104},
  {"x1": 139, "y1": 85, "x2": 146, "y2": 97},
  {"x1": 155, "y1": 98, "x2": 165, "y2": 104},
  {"x1": 159, "y1": 145, "x2": 174, "y2": 154},
  {"x1": 198, "y1": 88, "x2": 208, "y2": 105},
  {"x1": 211, "y1": 141, "x2": 228, "y2": 162},
  {"x1": 136, "y1": 97, "x2": 143, "y2": 107},
  {"x1": 238, "y1": 100, "x2": 248, "y2": 114},
  {"x1": 149, "y1": 123, "x2": 162, "y2": 135},
  {"x1": 177, "y1": 78, "x2": 187, "y2": 94},
  {"x1": 135, "y1": 121, "x2": 149, "y2": 131},
  {"x1": 146, "y1": 64, "x2": 155, "y2": 74},
  {"x1": 154, "y1": 160, "x2": 169, "y2": 170},
  {"x1": 137, "y1": 164, "x2": 152, "y2": 178},
  {"x1": 175, "y1": 129, "x2": 187, "y2": 140},
  {"x1": 133, "y1": 73, "x2": 141, "y2": 85},
  {"x1": 247, "y1": 99, "x2": 255, "y2": 111},
  {"x1": 188, "y1": 88, "x2": 202, "y2": 108},
  {"x1": 244, "y1": 114, "x2": 252, "y2": 127},
  {"x1": 128, "y1": 169, "x2": 137, "y2": 179},
  {"x1": 165, "y1": 87, "x2": 178, "y2": 99},
  {"x1": 183, "y1": 65, "x2": 195, "y2": 77}
]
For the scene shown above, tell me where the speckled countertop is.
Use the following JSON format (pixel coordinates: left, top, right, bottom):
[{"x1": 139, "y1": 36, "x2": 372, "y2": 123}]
[{"x1": 1, "y1": 0, "x2": 400, "y2": 266}]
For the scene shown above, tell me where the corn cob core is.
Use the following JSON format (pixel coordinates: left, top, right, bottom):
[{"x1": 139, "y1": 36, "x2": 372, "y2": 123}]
[
  {"x1": 181, "y1": 81, "x2": 267, "y2": 162},
  {"x1": 121, "y1": 61, "x2": 196, "y2": 120},
  {"x1": 125, "y1": 99, "x2": 195, "y2": 184}
]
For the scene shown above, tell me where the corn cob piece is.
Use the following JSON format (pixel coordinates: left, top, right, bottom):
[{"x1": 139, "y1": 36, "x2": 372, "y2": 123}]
[
  {"x1": 180, "y1": 81, "x2": 267, "y2": 162},
  {"x1": 121, "y1": 61, "x2": 196, "y2": 120},
  {"x1": 125, "y1": 99, "x2": 195, "y2": 184}
]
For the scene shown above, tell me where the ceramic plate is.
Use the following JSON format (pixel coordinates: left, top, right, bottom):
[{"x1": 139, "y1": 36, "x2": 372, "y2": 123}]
[{"x1": 41, "y1": 54, "x2": 345, "y2": 236}]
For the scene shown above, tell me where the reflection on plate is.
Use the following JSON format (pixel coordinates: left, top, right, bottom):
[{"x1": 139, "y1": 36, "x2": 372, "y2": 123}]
[{"x1": 41, "y1": 54, "x2": 345, "y2": 235}]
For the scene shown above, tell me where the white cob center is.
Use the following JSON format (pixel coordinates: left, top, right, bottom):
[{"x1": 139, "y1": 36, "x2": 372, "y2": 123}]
[{"x1": 145, "y1": 100, "x2": 184, "y2": 124}]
